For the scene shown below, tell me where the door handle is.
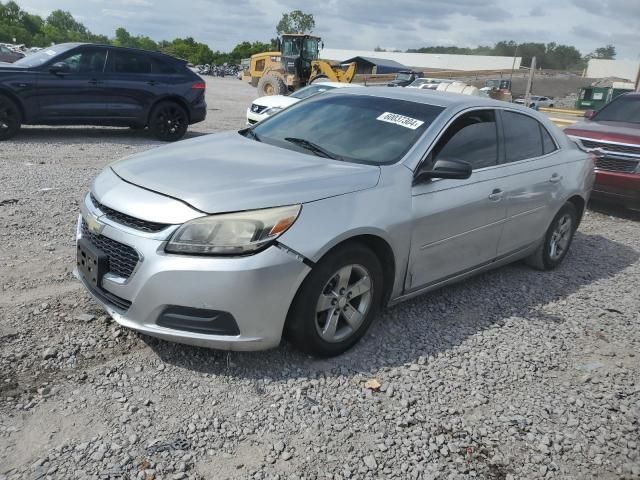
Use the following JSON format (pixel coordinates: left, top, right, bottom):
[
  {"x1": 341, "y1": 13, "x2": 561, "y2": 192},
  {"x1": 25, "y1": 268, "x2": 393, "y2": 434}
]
[
  {"x1": 88, "y1": 79, "x2": 101, "y2": 85},
  {"x1": 147, "y1": 80, "x2": 159, "y2": 86},
  {"x1": 549, "y1": 173, "x2": 562, "y2": 183},
  {"x1": 488, "y1": 189, "x2": 504, "y2": 201}
]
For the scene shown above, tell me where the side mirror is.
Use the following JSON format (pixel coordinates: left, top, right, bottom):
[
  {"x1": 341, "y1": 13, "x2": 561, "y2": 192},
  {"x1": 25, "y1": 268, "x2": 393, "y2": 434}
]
[
  {"x1": 49, "y1": 62, "x2": 70, "y2": 75},
  {"x1": 584, "y1": 109, "x2": 595, "y2": 120},
  {"x1": 416, "y1": 159, "x2": 472, "y2": 183}
]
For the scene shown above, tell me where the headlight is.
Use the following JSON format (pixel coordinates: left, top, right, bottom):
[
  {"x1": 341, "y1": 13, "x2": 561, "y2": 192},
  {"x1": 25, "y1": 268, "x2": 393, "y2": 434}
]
[
  {"x1": 165, "y1": 205, "x2": 301, "y2": 255},
  {"x1": 262, "y1": 107, "x2": 283, "y2": 116}
]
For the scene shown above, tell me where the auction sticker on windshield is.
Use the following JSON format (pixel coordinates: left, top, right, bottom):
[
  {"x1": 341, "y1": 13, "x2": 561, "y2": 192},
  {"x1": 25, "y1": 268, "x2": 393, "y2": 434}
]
[{"x1": 376, "y1": 112, "x2": 425, "y2": 130}]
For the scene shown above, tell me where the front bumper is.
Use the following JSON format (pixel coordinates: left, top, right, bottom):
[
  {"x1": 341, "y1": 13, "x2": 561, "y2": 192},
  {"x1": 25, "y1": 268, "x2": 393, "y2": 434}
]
[
  {"x1": 592, "y1": 170, "x2": 640, "y2": 211},
  {"x1": 74, "y1": 209, "x2": 311, "y2": 351}
]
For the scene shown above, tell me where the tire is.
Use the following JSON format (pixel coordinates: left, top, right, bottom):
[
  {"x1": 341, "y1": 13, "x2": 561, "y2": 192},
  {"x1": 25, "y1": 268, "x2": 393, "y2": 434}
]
[
  {"x1": 0, "y1": 94, "x2": 21, "y2": 141},
  {"x1": 285, "y1": 243, "x2": 385, "y2": 357},
  {"x1": 549, "y1": 104, "x2": 554, "y2": 108},
  {"x1": 526, "y1": 203, "x2": 578, "y2": 271},
  {"x1": 309, "y1": 75, "x2": 329, "y2": 84},
  {"x1": 257, "y1": 74, "x2": 287, "y2": 96},
  {"x1": 148, "y1": 101, "x2": 188, "y2": 142}
]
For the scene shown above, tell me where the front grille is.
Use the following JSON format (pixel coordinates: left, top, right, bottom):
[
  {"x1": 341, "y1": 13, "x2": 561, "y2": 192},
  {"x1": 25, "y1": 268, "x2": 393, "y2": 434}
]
[
  {"x1": 90, "y1": 194, "x2": 169, "y2": 233},
  {"x1": 81, "y1": 219, "x2": 140, "y2": 279},
  {"x1": 581, "y1": 139, "x2": 640, "y2": 156},
  {"x1": 250, "y1": 104, "x2": 267, "y2": 114},
  {"x1": 595, "y1": 157, "x2": 639, "y2": 173}
]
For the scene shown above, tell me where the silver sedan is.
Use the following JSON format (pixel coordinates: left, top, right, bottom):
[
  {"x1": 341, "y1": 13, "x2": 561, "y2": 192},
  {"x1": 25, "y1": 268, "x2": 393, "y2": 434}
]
[{"x1": 76, "y1": 88, "x2": 594, "y2": 357}]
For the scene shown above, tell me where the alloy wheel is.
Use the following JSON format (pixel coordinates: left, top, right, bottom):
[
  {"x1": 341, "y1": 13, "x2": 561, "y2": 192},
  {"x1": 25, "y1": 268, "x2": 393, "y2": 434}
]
[
  {"x1": 315, "y1": 264, "x2": 373, "y2": 343},
  {"x1": 549, "y1": 213, "x2": 573, "y2": 261},
  {"x1": 153, "y1": 105, "x2": 186, "y2": 139}
]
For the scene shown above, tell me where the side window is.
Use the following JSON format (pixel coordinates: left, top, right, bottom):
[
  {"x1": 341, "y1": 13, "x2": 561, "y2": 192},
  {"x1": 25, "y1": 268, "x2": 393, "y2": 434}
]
[
  {"x1": 152, "y1": 58, "x2": 177, "y2": 74},
  {"x1": 255, "y1": 59, "x2": 265, "y2": 72},
  {"x1": 502, "y1": 111, "x2": 544, "y2": 162},
  {"x1": 540, "y1": 125, "x2": 557, "y2": 155},
  {"x1": 112, "y1": 51, "x2": 153, "y2": 74},
  {"x1": 57, "y1": 49, "x2": 106, "y2": 74},
  {"x1": 432, "y1": 109, "x2": 498, "y2": 170}
]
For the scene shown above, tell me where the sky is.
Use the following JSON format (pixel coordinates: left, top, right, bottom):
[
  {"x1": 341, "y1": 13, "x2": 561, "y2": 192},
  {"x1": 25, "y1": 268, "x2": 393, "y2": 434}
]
[{"x1": 17, "y1": 0, "x2": 640, "y2": 60}]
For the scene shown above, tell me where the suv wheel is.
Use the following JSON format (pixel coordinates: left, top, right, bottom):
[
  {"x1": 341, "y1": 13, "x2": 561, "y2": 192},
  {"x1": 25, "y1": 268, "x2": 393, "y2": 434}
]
[
  {"x1": 285, "y1": 243, "x2": 384, "y2": 357},
  {"x1": 526, "y1": 203, "x2": 577, "y2": 270},
  {"x1": 0, "y1": 95, "x2": 21, "y2": 141},
  {"x1": 149, "y1": 101, "x2": 188, "y2": 141}
]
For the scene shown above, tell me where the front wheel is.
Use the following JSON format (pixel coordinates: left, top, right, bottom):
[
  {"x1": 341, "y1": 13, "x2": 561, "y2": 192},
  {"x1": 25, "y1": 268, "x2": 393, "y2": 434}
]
[
  {"x1": 526, "y1": 203, "x2": 577, "y2": 270},
  {"x1": 285, "y1": 243, "x2": 384, "y2": 357},
  {"x1": 0, "y1": 95, "x2": 21, "y2": 141},
  {"x1": 149, "y1": 101, "x2": 188, "y2": 142}
]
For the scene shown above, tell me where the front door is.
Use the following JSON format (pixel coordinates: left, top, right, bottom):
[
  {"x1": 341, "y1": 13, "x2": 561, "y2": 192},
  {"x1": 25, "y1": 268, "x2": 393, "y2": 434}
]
[
  {"x1": 408, "y1": 109, "x2": 506, "y2": 290},
  {"x1": 35, "y1": 46, "x2": 109, "y2": 120}
]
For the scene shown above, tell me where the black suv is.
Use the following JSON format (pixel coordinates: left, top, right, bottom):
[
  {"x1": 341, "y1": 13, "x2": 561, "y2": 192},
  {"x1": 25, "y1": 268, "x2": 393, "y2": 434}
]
[{"x1": 0, "y1": 43, "x2": 206, "y2": 141}]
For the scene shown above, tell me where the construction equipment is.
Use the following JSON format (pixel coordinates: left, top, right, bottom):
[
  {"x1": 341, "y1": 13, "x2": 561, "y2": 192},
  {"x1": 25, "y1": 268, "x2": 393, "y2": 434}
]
[
  {"x1": 479, "y1": 79, "x2": 513, "y2": 102},
  {"x1": 244, "y1": 34, "x2": 356, "y2": 96}
]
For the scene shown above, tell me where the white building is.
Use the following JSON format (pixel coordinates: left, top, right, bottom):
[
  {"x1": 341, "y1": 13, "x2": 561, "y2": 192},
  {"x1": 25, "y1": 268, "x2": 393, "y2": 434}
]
[
  {"x1": 320, "y1": 48, "x2": 521, "y2": 71},
  {"x1": 586, "y1": 59, "x2": 640, "y2": 82}
]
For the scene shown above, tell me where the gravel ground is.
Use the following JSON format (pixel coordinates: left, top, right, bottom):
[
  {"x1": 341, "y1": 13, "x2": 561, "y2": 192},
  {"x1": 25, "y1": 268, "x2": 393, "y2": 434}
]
[{"x1": 1, "y1": 77, "x2": 639, "y2": 480}]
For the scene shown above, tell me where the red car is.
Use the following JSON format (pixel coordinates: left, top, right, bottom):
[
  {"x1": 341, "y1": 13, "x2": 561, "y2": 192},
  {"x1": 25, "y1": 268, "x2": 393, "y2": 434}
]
[{"x1": 565, "y1": 93, "x2": 640, "y2": 211}]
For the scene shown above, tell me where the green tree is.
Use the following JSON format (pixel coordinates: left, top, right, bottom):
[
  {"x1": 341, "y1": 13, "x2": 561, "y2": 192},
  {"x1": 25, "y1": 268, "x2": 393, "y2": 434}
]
[
  {"x1": 587, "y1": 45, "x2": 616, "y2": 60},
  {"x1": 276, "y1": 10, "x2": 315, "y2": 35}
]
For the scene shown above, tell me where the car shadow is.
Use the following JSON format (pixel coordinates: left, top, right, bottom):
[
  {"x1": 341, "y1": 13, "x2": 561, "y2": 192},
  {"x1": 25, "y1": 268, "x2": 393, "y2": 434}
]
[
  {"x1": 588, "y1": 200, "x2": 640, "y2": 222},
  {"x1": 7, "y1": 127, "x2": 209, "y2": 145},
  {"x1": 141, "y1": 231, "x2": 638, "y2": 379}
]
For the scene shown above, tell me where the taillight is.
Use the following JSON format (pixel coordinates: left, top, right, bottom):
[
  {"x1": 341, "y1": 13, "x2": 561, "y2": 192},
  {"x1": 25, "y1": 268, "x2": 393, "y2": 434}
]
[{"x1": 192, "y1": 82, "x2": 206, "y2": 90}]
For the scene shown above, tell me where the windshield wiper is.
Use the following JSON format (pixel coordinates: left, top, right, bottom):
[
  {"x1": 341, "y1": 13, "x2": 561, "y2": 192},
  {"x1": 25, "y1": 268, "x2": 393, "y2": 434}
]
[
  {"x1": 284, "y1": 137, "x2": 343, "y2": 160},
  {"x1": 241, "y1": 128, "x2": 261, "y2": 142}
]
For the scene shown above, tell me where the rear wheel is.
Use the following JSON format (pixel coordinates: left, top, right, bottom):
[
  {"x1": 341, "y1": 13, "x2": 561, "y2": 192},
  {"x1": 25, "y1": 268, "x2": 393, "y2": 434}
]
[
  {"x1": 149, "y1": 101, "x2": 188, "y2": 142},
  {"x1": 257, "y1": 74, "x2": 287, "y2": 96},
  {"x1": 285, "y1": 243, "x2": 384, "y2": 357},
  {"x1": 526, "y1": 203, "x2": 577, "y2": 270},
  {"x1": 0, "y1": 95, "x2": 21, "y2": 141}
]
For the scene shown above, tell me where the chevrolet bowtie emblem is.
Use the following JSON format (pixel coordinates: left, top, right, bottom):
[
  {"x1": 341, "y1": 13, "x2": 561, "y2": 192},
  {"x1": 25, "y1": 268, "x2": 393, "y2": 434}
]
[{"x1": 84, "y1": 214, "x2": 105, "y2": 234}]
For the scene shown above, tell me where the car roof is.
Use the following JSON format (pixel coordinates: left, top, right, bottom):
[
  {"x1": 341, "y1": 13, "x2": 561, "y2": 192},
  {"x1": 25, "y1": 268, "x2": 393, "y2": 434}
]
[
  {"x1": 314, "y1": 81, "x2": 361, "y2": 88},
  {"x1": 56, "y1": 42, "x2": 186, "y2": 64},
  {"x1": 329, "y1": 86, "x2": 520, "y2": 109}
]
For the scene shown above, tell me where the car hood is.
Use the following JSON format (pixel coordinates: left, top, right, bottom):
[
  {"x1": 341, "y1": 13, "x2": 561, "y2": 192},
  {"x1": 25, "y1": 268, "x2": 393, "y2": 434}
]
[
  {"x1": 110, "y1": 131, "x2": 381, "y2": 214},
  {"x1": 565, "y1": 120, "x2": 640, "y2": 144},
  {"x1": 253, "y1": 95, "x2": 298, "y2": 109}
]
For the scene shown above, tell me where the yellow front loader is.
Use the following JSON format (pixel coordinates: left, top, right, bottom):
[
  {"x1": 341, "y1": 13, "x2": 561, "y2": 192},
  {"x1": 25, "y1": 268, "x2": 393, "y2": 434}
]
[{"x1": 243, "y1": 34, "x2": 356, "y2": 96}]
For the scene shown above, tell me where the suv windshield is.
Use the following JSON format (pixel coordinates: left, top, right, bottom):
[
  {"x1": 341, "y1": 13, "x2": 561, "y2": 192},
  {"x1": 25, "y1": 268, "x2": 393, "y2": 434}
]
[
  {"x1": 250, "y1": 94, "x2": 444, "y2": 165},
  {"x1": 13, "y1": 44, "x2": 74, "y2": 68},
  {"x1": 290, "y1": 84, "x2": 335, "y2": 100},
  {"x1": 594, "y1": 95, "x2": 640, "y2": 124}
]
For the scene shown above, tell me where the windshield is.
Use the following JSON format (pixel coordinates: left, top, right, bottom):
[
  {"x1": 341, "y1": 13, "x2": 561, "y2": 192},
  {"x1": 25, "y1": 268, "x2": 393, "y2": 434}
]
[
  {"x1": 395, "y1": 72, "x2": 413, "y2": 81},
  {"x1": 290, "y1": 84, "x2": 335, "y2": 99},
  {"x1": 251, "y1": 94, "x2": 444, "y2": 165},
  {"x1": 13, "y1": 44, "x2": 73, "y2": 67},
  {"x1": 594, "y1": 95, "x2": 640, "y2": 124},
  {"x1": 409, "y1": 79, "x2": 429, "y2": 87}
]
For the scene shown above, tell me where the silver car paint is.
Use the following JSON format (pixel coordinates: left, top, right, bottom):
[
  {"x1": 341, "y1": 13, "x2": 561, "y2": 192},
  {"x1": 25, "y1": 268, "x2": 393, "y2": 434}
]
[
  {"x1": 110, "y1": 131, "x2": 381, "y2": 213},
  {"x1": 79, "y1": 89, "x2": 594, "y2": 350}
]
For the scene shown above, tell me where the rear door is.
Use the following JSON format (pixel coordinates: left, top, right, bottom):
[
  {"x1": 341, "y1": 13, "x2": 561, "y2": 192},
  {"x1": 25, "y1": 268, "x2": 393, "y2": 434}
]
[
  {"x1": 408, "y1": 109, "x2": 506, "y2": 290},
  {"x1": 105, "y1": 50, "x2": 167, "y2": 122},
  {"x1": 495, "y1": 110, "x2": 564, "y2": 256},
  {"x1": 35, "y1": 46, "x2": 109, "y2": 120}
]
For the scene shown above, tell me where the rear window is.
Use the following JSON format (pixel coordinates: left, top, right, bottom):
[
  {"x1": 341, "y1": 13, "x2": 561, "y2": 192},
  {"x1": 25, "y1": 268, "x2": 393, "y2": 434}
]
[
  {"x1": 112, "y1": 51, "x2": 152, "y2": 74},
  {"x1": 153, "y1": 58, "x2": 177, "y2": 74},
  {"x1": 502, "y1": 111, "x2": 544, "y2": 162},
  {"x1": 252, "y1": 94, "x2": 444, "y2": 165},
  {"x1": 594, "y1": 95, "x2": 640, "y2": 124}
]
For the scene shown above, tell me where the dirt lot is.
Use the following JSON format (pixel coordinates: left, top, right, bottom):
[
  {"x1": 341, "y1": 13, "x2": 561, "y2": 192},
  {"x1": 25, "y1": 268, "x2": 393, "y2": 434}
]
[{"x1": 1, "y1": 78, "x2": 639, "y2": 480}]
